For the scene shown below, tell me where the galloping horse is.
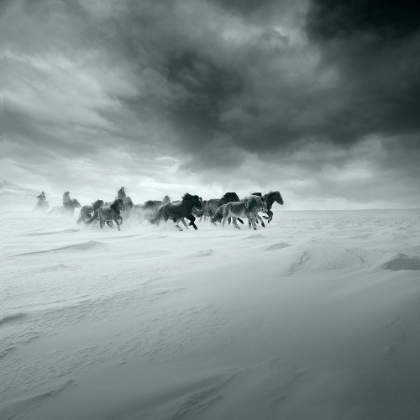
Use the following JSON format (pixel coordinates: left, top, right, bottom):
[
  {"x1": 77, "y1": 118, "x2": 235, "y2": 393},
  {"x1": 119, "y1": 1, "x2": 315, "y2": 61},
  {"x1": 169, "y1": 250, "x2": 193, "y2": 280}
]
[
  {"x1": 151, "y1": 193, "x2": 202, "y2": 231},
  {"x1": 49, "y1": 199, "x2": 81, "y2": 216},
  {"x1": 85, "y1": 198, "x2": 125, "y2": 231},
  {"x1": 252, "y1": 191, "x2": 284, "y2": 223}
]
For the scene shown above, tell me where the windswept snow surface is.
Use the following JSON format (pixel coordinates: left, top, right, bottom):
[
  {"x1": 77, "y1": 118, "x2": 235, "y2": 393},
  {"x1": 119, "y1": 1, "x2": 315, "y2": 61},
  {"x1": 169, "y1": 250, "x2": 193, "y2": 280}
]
[{"x1": 2, "y1": 208, "x2": 420, "y2": 420}]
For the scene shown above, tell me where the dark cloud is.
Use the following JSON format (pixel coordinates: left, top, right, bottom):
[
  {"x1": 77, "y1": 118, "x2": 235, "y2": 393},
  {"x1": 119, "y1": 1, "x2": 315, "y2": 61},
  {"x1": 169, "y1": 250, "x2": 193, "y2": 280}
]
[
  {"x1": 307, "y1": 0, "x2": 420, "y2": 40},
  {"x1": 305, "y1": 0, "x2": 420, "y2": 144},
  {"x1": 3, "y1": 0, "x2": 420, "y2": 208},
  {"x1": 164, "y1": 50, "x2": 244, "y2": 152}
]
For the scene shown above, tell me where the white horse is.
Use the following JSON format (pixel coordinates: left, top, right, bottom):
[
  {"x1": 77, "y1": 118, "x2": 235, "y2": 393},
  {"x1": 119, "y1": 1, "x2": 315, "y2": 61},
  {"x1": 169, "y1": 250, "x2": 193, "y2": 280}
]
[{"x1": 221, "y1": 196, "x2": 267, "y2": 230}]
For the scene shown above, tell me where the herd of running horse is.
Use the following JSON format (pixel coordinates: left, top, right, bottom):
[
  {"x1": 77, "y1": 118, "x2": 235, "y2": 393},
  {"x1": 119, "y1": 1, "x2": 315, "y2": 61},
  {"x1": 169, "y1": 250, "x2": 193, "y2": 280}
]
[{"x1": 35, "y1": 188, "x2": 284, "y2": 232}]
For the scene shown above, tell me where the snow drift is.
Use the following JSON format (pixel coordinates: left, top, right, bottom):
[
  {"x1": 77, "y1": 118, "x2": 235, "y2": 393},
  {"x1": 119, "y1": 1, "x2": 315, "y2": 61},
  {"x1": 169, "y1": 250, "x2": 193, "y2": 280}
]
[{"x1": 2, "y1": 208, "x2": 420, "y2": 419}]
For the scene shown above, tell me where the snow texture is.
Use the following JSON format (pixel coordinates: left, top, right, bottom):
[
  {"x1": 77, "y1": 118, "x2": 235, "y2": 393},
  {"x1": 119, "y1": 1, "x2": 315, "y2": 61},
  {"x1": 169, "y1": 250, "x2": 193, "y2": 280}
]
[{"x1": 2, "y1": 208, "x2": 420, "y2": 420}]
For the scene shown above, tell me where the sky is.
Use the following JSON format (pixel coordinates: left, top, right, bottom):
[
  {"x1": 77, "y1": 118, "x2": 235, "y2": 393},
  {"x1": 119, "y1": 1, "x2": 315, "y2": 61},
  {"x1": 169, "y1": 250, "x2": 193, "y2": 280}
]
[{"x1": 3, "y1": 0, "x2": 420, "y2": 209}]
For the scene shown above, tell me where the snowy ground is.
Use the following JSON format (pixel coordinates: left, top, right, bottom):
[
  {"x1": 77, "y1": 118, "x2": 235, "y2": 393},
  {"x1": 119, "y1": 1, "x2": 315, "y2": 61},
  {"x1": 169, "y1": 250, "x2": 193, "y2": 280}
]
[{"x1": 2, "y1": 208, "x2": 420, "y2": 420}]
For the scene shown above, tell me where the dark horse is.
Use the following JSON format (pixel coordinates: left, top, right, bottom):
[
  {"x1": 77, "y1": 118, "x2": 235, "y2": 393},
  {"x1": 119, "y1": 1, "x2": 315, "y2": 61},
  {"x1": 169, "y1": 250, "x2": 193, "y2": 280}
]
[
  {"x1": 76, "y1": 200, "x2": 104, "y2": 224},
  {"x1": 85, "y1": 198, "x2": 125, "y2": 231},
  {"x1": 252, "y1": 191, "x2": 284, "y2": 223},
  {"x1": 151, "y1": 193, "x2": 202, "y2": 231}
]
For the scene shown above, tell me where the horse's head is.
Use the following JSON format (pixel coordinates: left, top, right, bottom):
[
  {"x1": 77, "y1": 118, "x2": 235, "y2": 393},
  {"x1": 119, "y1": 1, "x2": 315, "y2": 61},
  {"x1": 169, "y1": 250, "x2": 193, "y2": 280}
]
[
  {"x1": 162, "y1": 195, "x2": 171, "y2": 204},
  {"x1": 182, "y1": 193, "x2": 202, "y2": 209},
  {"x1": 117, "y1": 198, "x2": 126, "y2": 211},
  {"x1": 192, "y1": 195, "x2": 202, "y2": 210},
  {"x1": 71, "y1": 199, "x2": 81, "y2": 208},
  {"x1": 272, "y1": 191, "x2": 284, "y2": 205},
  {"x1": 245, "y1": 196, "x2": 267, "y2": 212}
]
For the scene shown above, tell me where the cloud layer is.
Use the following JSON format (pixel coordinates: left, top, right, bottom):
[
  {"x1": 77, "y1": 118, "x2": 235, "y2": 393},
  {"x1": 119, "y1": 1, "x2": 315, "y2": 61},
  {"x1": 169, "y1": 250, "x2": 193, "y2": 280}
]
[{"x1": 3, "y1": 0, "x2": 420, "y2": 208}]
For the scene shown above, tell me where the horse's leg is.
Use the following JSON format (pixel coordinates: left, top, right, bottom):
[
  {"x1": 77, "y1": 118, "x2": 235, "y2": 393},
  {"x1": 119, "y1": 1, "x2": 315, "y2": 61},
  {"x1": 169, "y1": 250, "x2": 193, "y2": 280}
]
[
  {"x1": 100, "y1": 216, "x2": 105, "y2": 229},
  {"x1": 115, "y1": 217, "x2": 121, "y2": 231},
  {"x1": 175, "y1": 222, "x2": 183, "y2": 231},
  {"x1": 221, "y1": 213, "x2": 228, "y2": 227},
  {"x1": 257, "y1": 215, "x2": 265, "y2": 228},
  {"x1": 180, "y1": 218, "x2": 189, "y2": 230},
  {"x1": 187, "y1": 215, "x2": 198, "y2": 230},
  {"x1": 251, "y1": 215, "x2": 257, "y2": 230},
  {"x1": 264, "y1": 210, "x2": 273, "y2": 223},
  {"x1": 233, "y1": 217, "x2": 240, "y2": 229}
]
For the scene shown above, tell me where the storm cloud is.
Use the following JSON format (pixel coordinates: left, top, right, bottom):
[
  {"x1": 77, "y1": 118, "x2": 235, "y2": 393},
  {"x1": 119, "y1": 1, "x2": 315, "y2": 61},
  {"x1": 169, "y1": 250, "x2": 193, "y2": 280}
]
[{"x1": 3, "y1": 0, "x2": 420, "y2": 208}]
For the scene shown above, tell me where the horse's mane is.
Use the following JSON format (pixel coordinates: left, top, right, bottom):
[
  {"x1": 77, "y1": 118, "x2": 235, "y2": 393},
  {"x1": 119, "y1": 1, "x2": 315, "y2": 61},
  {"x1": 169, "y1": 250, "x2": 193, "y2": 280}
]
[
  {"x1": 268, "y1": 191, "x2": 283, "y2": 200},
  {"x1": 221, "y1": 192, "x2": 239, "y2": 202},
  {"x1": 182, "y1": 193, "x2": 194, "y2": 201},
  {"x1": 92, "y1": 199, "x2": 104, "y2": 211}
]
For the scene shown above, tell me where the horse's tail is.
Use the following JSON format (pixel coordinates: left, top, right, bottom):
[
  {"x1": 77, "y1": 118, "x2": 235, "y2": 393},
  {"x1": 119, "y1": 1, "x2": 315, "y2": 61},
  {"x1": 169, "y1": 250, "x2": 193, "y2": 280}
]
[
  {"x1": 150, "y1": 206, "x2": 164, "y2": 225},
  {"x1": 85, "y1": 209, "x2": 99, "y2": 225},
  {"x1": 211, "y1": 205, "x2": 226, "y2": 224}
]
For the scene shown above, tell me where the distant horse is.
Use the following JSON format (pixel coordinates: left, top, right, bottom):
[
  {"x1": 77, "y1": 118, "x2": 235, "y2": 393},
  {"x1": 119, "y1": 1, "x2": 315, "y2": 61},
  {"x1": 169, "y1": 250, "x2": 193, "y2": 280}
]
[
  {"x1": 85, "y1": 198, "x2": 125, "y2": 231},
  {"x1": 252, "y1": 191, "x2": 284, "y2": 223},
  {"x1": 151, "y1": 193, "x2": 202, "y2": 231},
  {"x1": 49, "y1": 199, "x2": 81, "y2": 216},
  {"x1": 76, "y1": 200, "x2": 104, "y2": 224},
  {"x1": 33, "y1": 200, "x2": 49, "y2": 212},
  {"x1": 131, "y1": 195, "x2": 171, "y2": 222},
  {"x1": 221, "y1": 196, "x2": 267, "y2": 230}
]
